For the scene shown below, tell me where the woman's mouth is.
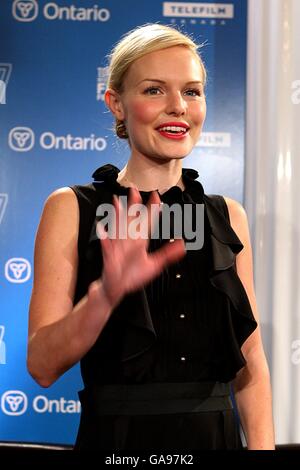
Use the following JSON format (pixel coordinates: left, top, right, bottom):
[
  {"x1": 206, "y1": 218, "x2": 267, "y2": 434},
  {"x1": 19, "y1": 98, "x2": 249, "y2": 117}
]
[{"x1": 156, "y1": 124, "x2": 190, "y2": 140}]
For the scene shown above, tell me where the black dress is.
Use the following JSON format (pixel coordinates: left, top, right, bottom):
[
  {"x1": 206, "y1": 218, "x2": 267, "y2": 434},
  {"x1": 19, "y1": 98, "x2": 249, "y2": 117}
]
[{"x1": 70, "y1": 164, "x2": 257, "y2": 451}]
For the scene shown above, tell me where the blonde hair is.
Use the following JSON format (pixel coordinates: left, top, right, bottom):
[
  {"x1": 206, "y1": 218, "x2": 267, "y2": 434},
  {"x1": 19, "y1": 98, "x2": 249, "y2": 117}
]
[{"x1": 107, "y1": 23, "x2": 206, "y2": 139}]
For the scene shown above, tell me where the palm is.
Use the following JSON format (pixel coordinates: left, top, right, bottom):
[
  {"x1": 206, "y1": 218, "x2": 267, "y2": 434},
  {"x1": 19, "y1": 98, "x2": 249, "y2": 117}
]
[{"x1": 98, "y1": 188, "x2": 185, "y2": 305}]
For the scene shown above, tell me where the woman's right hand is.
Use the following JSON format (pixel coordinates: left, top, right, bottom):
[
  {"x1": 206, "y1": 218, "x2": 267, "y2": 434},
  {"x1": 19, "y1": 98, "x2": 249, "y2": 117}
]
[
  {"x1": 27, "y1": 187, "x2": 185, "y2": 386},
  {"x1": 98, "y1": 188, "x2": 186, "y2": 308}
]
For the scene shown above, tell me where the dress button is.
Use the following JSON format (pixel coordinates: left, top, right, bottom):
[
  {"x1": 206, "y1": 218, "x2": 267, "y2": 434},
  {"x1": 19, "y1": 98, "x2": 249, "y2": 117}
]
[
  {"x1": 169, "y1": 238, "x2": 175, "y2": 243},
  {"x1": 176, "y1": 273, "x2": 181, "y2": 279},
  {"x1": 179, "y1": 314, "x2": 186, "y2": 319},
  {"x1": 180, "y1": 356, "x2": 186, "y2": 362}
]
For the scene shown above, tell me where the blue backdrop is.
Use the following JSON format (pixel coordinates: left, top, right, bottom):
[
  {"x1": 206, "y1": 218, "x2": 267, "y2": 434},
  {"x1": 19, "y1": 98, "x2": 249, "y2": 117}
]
[{"x1": 0, "y1": 0, "x2": 247, "y2": 445}]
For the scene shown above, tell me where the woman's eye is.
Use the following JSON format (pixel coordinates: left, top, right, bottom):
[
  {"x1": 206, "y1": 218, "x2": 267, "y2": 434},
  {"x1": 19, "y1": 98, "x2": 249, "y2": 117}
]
[
  {"x1": 184, "y1": 89, "x2": 202, "y2": 97},
  {"x1": 144, "y1": 87, "x2": 161, "y2": 95}
]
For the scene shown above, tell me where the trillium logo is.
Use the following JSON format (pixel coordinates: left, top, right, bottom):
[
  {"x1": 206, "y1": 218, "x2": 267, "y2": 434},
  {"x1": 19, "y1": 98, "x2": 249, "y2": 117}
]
[
  {"x1": 9, "y1": 127, "x2": 35, "y2": 152},
  {"x1": 5, "y1": 258, "x2": 31, "y2": 283},
  {"x1": 12, "y1": 1, "x2": 110, "y2": 22},
  {"x1": 1, "y1": 391, "x2": 28, "y2": 416},
  {"x1": 12, "y1": 0, "x2": 39, "y2": 22}
]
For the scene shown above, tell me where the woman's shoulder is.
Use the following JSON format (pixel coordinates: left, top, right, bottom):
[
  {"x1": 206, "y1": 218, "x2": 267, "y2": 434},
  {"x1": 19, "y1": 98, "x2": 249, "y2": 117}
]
[
  {"x1": 44, "y1": 186, "x2": 78, "y2": 209},
  {"x1": 39, "y1": 187, "x2": 79, "y2": 230},
  {"x1": 223, "y1": 197, "x2": 246, "y2": 217},
  {"x1": 46, "y1": 183, "x2": 99, "y2": 207},
  {"x1": 42, "y1": 176, "x2": 111, "y2": 224},
  {"x1": 223, "y1": 197, "x2": 250, "y2": 247}
]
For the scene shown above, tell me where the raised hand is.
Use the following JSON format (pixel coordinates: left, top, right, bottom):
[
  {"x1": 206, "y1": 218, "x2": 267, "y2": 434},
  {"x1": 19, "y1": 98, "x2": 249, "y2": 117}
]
[{"x1": 97, "y1": 187, "x2": 186, "y2": 307}]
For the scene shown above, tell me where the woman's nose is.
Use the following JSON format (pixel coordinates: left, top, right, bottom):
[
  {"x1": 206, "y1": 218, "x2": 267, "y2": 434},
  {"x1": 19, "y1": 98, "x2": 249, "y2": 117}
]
[{"x1": 166, "y1": 92, "x2": 187, "y2": 116}]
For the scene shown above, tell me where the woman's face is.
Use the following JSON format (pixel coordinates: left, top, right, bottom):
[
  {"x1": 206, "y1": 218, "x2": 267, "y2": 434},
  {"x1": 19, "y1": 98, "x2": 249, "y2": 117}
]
[{"x1": 110, "y1": 46, "x2": 206, "y2": 162}]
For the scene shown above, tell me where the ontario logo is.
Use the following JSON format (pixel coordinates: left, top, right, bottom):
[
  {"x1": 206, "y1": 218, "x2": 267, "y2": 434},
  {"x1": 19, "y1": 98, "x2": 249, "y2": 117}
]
[
  {"x1": 8, "y1": 127, "x2": 107, "y2": 152},
  {"x1": 163, "y1": 2, "x2": 234, "y2": 25},
  {"x1": 12, "y1": 0, "x2": 39, "y2": 22},
  {"x1": 0, "y1": 392, "x2": 81, "y2": 415},
  {"x1": 1, "y1": 391, "x2": 28, "y2": 416},
  {"x1": 12, "y1": 1, "x2": 110, "y2": 22}
]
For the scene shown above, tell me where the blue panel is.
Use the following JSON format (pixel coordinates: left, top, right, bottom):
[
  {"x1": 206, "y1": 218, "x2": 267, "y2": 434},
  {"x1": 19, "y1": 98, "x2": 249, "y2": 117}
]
[{"x1": 0, "y1": 0, "x2": 247, "y2": 445}]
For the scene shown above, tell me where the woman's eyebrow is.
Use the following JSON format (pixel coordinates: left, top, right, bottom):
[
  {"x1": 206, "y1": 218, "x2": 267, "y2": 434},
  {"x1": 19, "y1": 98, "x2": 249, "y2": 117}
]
[
  {"x1": 137, "y1": 79, "x2": 165, "y2": 85},
  {"x1": 136, "y1": 79, "x2": 203, "y2": 85}
]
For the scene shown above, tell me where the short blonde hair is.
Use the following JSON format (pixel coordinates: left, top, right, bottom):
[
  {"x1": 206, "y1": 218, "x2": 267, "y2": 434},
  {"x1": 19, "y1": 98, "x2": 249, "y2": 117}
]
[{"x1": 107, "y1": 23, "x2": 206, "y2": 139}]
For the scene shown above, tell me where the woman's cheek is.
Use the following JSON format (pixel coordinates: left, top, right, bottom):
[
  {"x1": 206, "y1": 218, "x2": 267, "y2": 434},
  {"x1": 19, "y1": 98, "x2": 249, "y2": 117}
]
[
  {"x1": 198, "y1": 101, "x2": 207, "y2": 123},
  {"x1": 129, "y1": 100, "x2": 160, "y2": 123}
]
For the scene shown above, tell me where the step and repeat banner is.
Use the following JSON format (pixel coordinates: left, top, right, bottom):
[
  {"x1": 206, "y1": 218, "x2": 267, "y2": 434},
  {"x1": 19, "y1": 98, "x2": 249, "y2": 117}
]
[{"x1": 0, "y1": 0, "x2": 247, "y2": 445}]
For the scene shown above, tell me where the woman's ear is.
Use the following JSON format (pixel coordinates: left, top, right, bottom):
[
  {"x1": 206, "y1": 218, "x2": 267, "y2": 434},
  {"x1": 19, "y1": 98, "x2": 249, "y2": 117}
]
[{"x1": 104, "y1": 88, "x2": 125, "y2": 120}]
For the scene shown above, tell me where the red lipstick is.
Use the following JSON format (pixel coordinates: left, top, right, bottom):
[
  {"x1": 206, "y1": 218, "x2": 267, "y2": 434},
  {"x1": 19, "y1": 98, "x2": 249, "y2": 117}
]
[{"x1": 156, "y1": 122, "x2": 190, "y2": 140}]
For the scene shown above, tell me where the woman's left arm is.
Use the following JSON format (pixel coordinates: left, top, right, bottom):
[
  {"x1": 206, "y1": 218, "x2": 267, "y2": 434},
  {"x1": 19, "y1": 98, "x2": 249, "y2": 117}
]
[{"x1": 225, "y1": 197, "x2": 275, "y2": 450}]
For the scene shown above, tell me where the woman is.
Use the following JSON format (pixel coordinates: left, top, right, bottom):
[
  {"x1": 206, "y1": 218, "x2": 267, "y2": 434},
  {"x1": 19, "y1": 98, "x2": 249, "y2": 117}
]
[{"x1": 27, "y1": 24, "x2": 275, "y2": 450}]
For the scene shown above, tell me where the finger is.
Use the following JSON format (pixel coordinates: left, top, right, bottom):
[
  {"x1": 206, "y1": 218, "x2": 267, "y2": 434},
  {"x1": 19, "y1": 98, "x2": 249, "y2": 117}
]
[
  {"x1": 97, "y1": 222, "x2": 112, "y2": 263},
  {"x1": 147, "y1": 189, "x2": 161, "y2": 207},
  {"x1": 127, "y1": 187, "x2": 146, "y2": 240},
  {"x1": 127, "y1": 182, "x2": 139, "y2": 191},
  {"x1": 112, "y1": 194, "x2": 122, "y2": 240},
  {"x1": 128, "y1": 186, "x2": 142, "y2": 206},
  {"x1": 146, "y1": 191, "x2": 162, "y2": 239},
  {"x1": 150, "y1": 239, "x2": 186, "y2": 272}
]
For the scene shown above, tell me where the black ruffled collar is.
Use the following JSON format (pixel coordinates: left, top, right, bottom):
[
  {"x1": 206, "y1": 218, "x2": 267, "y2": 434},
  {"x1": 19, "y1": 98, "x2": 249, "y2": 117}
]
[
  {"x1": 92, "y1": 164, "x2": 204, "y2": 204},
  {"x1": 91, "y1": 164, "x2": 243, "y2": 267}
]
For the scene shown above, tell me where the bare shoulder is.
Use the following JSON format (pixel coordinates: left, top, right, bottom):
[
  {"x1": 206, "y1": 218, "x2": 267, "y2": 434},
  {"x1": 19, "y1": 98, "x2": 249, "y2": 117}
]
[
  {"x1": 223, "y1": 197, "x2": 255, "y2": 301},
  {"x1": 29, "y1": 187, "x2": 80, "y2": 336},
  {"x1": 35, "y1": 186, "x2": 79, "y2": 261},
  {"x1": 39, "y1": 186, "x2": 79, "y2": 229},
  {"x1": 223, "y1": 196, "x2": 247, "y2": 224},
  {"x1": 35, "y1": 186, "x2": 80, "y2": 272},
  {"x1": 44, "y1": 186, "x2": 78, "y2": 210}
]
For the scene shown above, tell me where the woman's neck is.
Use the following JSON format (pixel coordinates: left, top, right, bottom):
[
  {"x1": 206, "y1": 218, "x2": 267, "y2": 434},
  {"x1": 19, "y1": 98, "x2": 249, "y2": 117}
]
[{"x1": 117, "y1": 155, "x2": 184, "y2": 193}]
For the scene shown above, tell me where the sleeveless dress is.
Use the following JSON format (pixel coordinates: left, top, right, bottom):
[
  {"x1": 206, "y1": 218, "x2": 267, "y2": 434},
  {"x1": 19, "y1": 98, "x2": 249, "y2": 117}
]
[{"x1": 70, "y1": 164, "x2": 257, "y2": 451}]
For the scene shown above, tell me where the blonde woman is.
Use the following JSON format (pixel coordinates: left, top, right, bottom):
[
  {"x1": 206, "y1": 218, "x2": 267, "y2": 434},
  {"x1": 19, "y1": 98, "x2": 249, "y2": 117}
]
[{"x1": 27, "y1": 24, "x2": 275, "y2": 451}]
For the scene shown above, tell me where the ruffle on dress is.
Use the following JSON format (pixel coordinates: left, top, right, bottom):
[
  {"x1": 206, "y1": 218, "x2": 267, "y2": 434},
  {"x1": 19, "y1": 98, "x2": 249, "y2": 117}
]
[{"x1": 83, "y1": 164, "x2": 257, "y2": 381}]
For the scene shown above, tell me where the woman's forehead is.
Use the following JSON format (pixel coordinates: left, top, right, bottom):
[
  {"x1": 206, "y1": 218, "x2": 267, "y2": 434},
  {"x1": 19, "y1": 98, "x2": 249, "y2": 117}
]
[{"x1": 124, "y1": 47, "x2": 203, "y2": 85}]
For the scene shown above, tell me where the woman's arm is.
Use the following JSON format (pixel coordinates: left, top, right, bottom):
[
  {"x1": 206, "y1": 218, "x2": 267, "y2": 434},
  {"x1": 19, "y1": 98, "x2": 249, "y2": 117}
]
[
  {"x1": 225, "y1": 197, "x2": 275, "y2": 450},
  {"x1": 27, "y1": 188, "x2": 185, "y2": 388},
  {"x1": 27, "y1": 188, "x2": 115, "y2": 387}
]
